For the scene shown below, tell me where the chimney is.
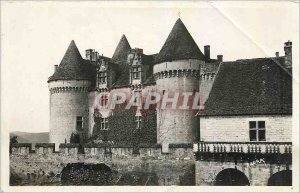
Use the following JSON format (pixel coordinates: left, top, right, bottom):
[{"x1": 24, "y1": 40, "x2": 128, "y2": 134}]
[
  {"x1": 284, "y1": 41, "x2": 292, "y2": 69},
  {"x1": 275, "y1": 52, "x2": 279, "y2": 58},
  {"x1": 91, "y1": 50, "x2": 98, "y2": 62},
  {"x1": 85, "y1": 49, "x2": 93, "y2": 61},
  {"x1": 54, "y1": 65, "x2": 58, "y2": 72},
  {"x1": 217, "y1": 55, "x2": 223, "y2": 62},
  {"x1": 204, "y1": 45, "x2": 210, "y2": 61}
]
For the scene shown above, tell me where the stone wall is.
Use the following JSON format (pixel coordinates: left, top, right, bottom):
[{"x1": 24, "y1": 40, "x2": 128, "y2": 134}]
[
  {"x1": 10, "y1": 143, "x2": 195, "y2": 186},
  {"x1": 200, "y1": 115, "x2": 292, "y2": 142},
  {"x1": 195, "y1": 160, "x2": 291, "y2": 186}
]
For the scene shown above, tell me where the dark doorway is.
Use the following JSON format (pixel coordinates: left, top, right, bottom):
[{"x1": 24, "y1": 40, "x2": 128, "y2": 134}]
[
  {"x1": 61, "y1": 163, "x2": 112, "y2": 185},
  {"x1": 215, "y1": 168, "x2": 250, "y2": 186},
  {"x1": 268, "y1": 170, "x2": 292, "y2": 186}
]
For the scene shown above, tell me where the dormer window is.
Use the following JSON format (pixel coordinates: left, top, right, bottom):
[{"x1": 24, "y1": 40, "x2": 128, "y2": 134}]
[
  {"x1": 99, "y1": 71, "x2": 107, "y2": 83},
  {"x1": 132, "y1": 66, "x2": 141, "y2": 80},
  {"x1": 96, "y1": 70, "x2": 107, "y2": 87}
]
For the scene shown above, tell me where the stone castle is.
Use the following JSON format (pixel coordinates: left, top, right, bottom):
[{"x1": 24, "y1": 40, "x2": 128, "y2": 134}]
[{"x1": 10, "y1": 19, "x2": 293, "y2": 186}]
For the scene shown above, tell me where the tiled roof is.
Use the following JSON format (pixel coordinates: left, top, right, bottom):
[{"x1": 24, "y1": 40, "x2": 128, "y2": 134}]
[
  {"x1": 48, "y1": 40, "x2": 93, "y2": 82},
  {"x1": 155, "y1": 19, "x2": 205, "y2": 64},
  {"x1": 199, "y1": 57, "x2": 292, "y2": 116}
]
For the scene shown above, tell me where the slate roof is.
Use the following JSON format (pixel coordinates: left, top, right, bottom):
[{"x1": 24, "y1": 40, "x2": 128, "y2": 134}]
[
  {"x1": 199, "y1": 57, "x2": 292, "y2": 116},
  {"x1": 155, "y1": 18, "x2": 205, "y2": 64},
  {"x1": 48, "y1": 40, "x2": 94, "y2": 82},
  {"x1": 111, "y1": 35, "x2": 132, "y2": 87}
]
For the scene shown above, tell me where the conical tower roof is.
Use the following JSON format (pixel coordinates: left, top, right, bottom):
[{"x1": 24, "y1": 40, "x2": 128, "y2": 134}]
[
  {"x1": 48, "y1": 40, "x2": 92, "y2": 82},
  {"x1": 155, "y1": 18, "x2": 205, "y2": 63},
  {"x1": 112, "y1": 34, "x2": 131, "y2": 64},
  {"x1": 111, "y1": 35, "x2": 132, "y2": 87}
]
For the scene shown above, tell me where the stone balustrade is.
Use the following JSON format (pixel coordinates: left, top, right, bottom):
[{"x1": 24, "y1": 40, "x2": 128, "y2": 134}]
[{"x1": 193, "y1": 141, "x2": 292, "y2": 154}]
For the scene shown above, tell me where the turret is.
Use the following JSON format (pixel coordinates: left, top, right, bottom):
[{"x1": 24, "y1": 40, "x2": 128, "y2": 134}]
[
  {"x1": 154, "y1": 19, "x2": 204, "y2": 146},
  {"x1": 48, "y1": 40, "x2": 92, "y2": 149}
]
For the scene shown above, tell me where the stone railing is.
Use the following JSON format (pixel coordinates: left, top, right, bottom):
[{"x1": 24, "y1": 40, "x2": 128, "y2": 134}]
[{"x1": 193, "y1": 141, "x2": 292, "y2": 154}]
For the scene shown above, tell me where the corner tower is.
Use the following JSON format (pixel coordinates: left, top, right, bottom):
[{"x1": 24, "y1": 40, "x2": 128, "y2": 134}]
[
  {"x1": 153, "y1": 19, "x2": 205, "y2": 145},
  {"x1": 48, "y1": 40, "x2": 92, "y2": 147}
]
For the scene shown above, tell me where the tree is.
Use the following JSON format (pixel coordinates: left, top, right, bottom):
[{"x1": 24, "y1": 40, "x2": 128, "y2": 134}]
[
  {"x1": 70, "y1": 132, "x2": 81, "y2": 144},
  {"x1": 10, "y1": 136, "x2": 18, "y2": 144}
]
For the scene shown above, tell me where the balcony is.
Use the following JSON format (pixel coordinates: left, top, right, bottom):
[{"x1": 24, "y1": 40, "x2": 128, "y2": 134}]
[
  {"x1": 194, "y1": 141, "x2": 292, "y2": 154},
  {"x1": 193, "y1": 142, "x2": 292, "y2": 164}
]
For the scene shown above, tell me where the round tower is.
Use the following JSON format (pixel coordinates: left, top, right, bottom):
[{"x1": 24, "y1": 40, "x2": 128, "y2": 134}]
[
  {"x1": 48, "y1": 40, "x2": 92, "y2": 147},
  {"x1": 154, "y1": 19, "x2": 205, "y2": 145}
]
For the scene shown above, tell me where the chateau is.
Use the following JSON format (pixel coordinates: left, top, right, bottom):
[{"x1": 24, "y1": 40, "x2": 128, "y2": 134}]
[{"x1": 10, "y1": 19, "x2": 292, "y2": 186}]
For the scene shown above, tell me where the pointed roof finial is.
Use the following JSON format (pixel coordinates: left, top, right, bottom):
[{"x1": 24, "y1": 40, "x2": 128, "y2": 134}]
[{"x1": 178, "y1": 11, "x2": 181, "y2": 18}]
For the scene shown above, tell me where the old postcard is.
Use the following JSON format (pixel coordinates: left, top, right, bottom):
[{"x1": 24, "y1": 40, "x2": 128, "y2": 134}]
[{"x1": 1, "y1": 1, "x2": 299, "y2": 192}]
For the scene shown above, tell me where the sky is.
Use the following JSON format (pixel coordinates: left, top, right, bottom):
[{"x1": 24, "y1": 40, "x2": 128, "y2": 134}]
[{"x1": 1, "y1": 1, "x2": 299, "y2": 133}]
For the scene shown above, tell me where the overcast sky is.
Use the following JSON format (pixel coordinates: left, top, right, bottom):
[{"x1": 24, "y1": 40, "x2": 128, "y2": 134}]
[{"x1": 1, "y1": 1, "x2": 299, "y2": 133}]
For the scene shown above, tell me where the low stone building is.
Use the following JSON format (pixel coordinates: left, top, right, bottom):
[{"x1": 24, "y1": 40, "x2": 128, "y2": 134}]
[{"x1": 195, "y1": 53, "x2": 292, "y2": 185}]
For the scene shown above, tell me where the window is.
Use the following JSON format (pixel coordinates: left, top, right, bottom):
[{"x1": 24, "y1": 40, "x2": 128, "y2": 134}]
[
  {"x1": 135, "y1": 115, "x2": 142, "y2": 129},
  {"x1": 76, "y1": 116, "x2": 83, "y2": 130},
  {"x1": 97, "y1": 71, "x2": 107, "y2": 85},
  {"x1": 101, "y1": 118, "x2": 108, "y2": 130},
  {"x1": 132, "y1": 66, "x2": 141, "y2": 79},
  {"x1": 249, "y1": 121, "x2": 266, "y2": 141},
  {"x1": 100, "y1": 95, "x2": 108, "y2": 107}
]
